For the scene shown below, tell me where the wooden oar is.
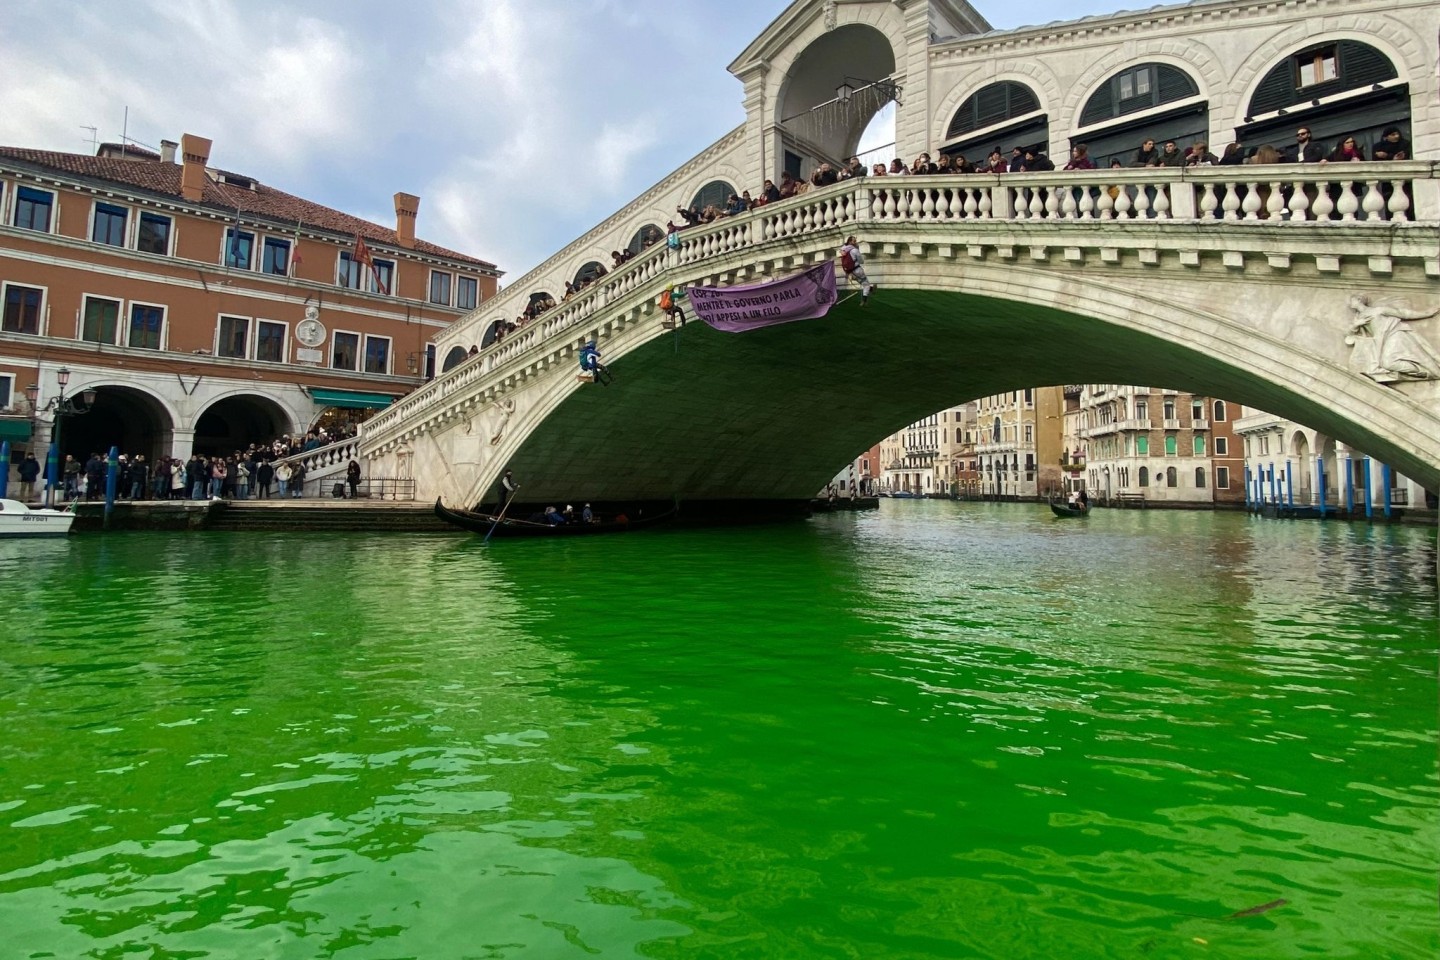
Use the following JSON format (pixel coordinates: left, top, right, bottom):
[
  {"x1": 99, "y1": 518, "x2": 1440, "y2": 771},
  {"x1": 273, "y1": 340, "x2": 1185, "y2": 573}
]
[{"x1": 484, "y1": 486, "x2": 519, "y2": 544}]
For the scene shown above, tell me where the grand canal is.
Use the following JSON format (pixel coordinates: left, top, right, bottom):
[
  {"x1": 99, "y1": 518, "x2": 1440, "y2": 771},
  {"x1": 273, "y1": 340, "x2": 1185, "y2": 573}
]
[{"x1": 0, "y1": 502, "x2": 1435, "y2": 958}]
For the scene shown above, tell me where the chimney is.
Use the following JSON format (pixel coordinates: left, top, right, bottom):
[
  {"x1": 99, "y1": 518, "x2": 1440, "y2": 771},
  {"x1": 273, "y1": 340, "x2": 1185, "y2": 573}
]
[
  {"x1": 394, "y1": 192, "x2": 420, "y2": 249},
  {"x1": 180, "y1": 134, "x2": 212, "y2": 203},
  {"x1": 160, "y1": 140, "x2": 178, "y2": 164}
]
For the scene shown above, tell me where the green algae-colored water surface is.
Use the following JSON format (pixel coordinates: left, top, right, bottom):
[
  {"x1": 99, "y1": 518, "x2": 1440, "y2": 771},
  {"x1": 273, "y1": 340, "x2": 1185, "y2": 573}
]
[{"x1": 1, "y1": 502, "x2": 1435, "y2": 959}]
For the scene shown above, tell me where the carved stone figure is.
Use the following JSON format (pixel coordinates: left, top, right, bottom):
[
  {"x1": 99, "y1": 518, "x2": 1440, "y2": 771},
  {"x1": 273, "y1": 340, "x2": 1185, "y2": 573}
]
[
  {"x1": 489, "y1": 398, "x2": 517, "y2": 446},
  {"x1": 1344, "y1": 294, "x2": 1440, "y2": 383},
  {"x1": 823, "y1": 0, "x2": 837, "y2": 31}
]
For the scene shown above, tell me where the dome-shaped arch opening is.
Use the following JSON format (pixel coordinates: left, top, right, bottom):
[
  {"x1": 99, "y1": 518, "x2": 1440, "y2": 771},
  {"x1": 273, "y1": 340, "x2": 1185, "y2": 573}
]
[
  {"x1": 627, "y1": 224, "x2": 663, "y2": 256},
  {"x1": 572, "y1": 261, "x2": 607, "y2": 290},
  {"x1": 195, "y1": 393, "x2": 294, "y2": 456},
  {"x1": 685, "y1": 181, "x2": 736, "y2": 220},
  {"x1": 441, "y1": 345, "x2": 469, "y2": 372},
  {"x1": 1238, "y1": 40, "x2": 1408, "y2": 160},
  {"x1": 57, "y1": 384, "x2": 175, "y2": 464},
  {"x1": 941, "y1": 81, "x2": 1048, "y2": 165},
  {"x1": 775, "y1": 23, "x2": 898, "y2": 178},
  {"x1": 1075, "y1": 63, "x2": 1207, "y2": 168}
]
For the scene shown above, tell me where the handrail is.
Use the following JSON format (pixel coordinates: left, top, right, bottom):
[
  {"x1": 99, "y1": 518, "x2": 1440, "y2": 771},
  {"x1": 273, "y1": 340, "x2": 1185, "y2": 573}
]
[{"x1": 362, "y1": 162, "x2": 1439, "y2": 450}]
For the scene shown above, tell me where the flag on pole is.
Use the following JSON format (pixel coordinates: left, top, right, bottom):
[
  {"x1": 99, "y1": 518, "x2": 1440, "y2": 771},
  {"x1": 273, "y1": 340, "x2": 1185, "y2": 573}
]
[
  {"x1": 290, "y1": 220, "x2": 303, "y2": 276},
  {"x1": 353, "y1": 234, "x2": 387, "y2": 294}
]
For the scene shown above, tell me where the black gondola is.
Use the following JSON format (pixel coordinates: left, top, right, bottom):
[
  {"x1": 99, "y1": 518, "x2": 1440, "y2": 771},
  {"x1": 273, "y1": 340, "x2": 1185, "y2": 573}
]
[
  {"x1": 434, "y1": 499, "x2": 673, "y2": 537},
  {"x1": 809, "y1": 496, "x2": 881, "y2": 513},
  {"x1": 1049, "y1": 499, "x2": 1090, "y2": 518}
]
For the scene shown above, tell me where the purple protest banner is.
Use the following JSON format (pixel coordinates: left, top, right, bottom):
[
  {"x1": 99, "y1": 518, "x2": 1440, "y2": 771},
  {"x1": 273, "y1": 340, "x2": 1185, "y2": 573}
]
[{"x1": 687, "y1": 262, "x2": 838, "y2": 333}]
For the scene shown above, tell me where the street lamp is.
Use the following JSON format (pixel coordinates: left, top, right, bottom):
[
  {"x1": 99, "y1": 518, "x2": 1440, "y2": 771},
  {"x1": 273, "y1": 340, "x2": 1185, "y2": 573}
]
[{"x1": 37, "y1": 366, "x2": 97, "y2": 506}]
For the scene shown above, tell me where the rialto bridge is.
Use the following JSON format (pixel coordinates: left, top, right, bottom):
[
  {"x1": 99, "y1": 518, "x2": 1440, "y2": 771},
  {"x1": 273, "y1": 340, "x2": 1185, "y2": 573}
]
[{"x1": 359, "y1": 0, "x2": 1440, "y2": 508}]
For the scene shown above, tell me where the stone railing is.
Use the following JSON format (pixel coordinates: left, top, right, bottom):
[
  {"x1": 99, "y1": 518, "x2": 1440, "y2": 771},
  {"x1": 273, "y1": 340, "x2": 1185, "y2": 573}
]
[
  {"x1": 361, "y1": 161, "x2": 1439, "y2": 452},
  {"x1": 272, "y1": 437, "x2": 359, "y2": 478}
]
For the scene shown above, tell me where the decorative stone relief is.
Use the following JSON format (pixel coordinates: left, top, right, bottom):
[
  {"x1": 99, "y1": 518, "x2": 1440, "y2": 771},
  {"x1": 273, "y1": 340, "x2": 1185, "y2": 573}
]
[
  {"x1": 1344, "y1": 294, "x2": 1440, "y2": 383},
  {"x1": 488, "y1": 398, "x2": 517, "y2": 446},
  {"x1": 823, "y1": 0, "x2": 837, "y2": 31}
]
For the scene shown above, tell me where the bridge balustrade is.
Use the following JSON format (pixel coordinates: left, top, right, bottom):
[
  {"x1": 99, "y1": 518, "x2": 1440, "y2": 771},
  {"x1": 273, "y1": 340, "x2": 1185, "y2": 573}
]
[{"x1": 362, "y1": 162, "x2": 1438, "y2": 453}]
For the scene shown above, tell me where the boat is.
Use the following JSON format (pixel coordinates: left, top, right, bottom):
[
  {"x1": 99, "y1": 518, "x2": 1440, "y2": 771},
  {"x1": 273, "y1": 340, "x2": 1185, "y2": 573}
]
[
  {"x1": 0, "y1": 499, "x2": 76, "y2": 537},
  {"x1": 434, "y1": 499, "x2": 674, "y2": 537},
  {"x1": 810, "y1": 496, "x2": 881, "y2": 512},
  {"x1": 1049, "y1": 498, "x2": 1090, "y2": 518}
]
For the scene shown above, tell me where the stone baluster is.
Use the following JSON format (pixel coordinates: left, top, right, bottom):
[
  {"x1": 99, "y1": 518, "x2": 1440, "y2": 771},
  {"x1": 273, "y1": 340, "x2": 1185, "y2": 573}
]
[
  {"x1": 872, "y1": 190, "x2": 886, "y2": 220},
  {"x1": 1286, "y1": 180, "x2": 1310, "y2": 221},
  {"x1": 1079, "y1": 186, "x2": 1096, "y2": 220},
  {"x1": 981, "y1": 186, "x2": 998, "y2": 219},
  {"x1": 1152, "y1": 184, "x2": 1171, "y2": 219},
  {"x1": 963, "y1": 188, "x2": 979, "y2": 219},
  {"x1": 1028, "y1": 188, "x2": 1045, "y2": 220},
  {"x1": 1241, "y1": 183, "x2": 1263, "y2": 220},
  {"x1": 922, "y1": 189, "x2": 936, "y2": 219},
  {"x1": 1060, "y1": 186, "x2": 1078, "y2": 219},
  {"x1": 1105, "y1": 186, "x2": 1123, "y2": 220},
  {"x1": 1311, "y1": 180, "x2": 1335, "y2": 220},
  {"x1": 1198, "y1": 183, "x2": 1219, "y2": 220},
  {"x1": 1360, "y1": 181, "x2": 1386, "y2": 221},
  {"x1": 1045, "y1": 186, "x2": 1062, "y2": 220},
  {"x1": 1335, "y1": 180, "x2": 1360, "y2": 221},
  {"x1": 1387, "y1": 182, "x2": 1412, "y2": 222},
  {"x1": 934, "y1": 188, "x2": 950, "y2": 220},
  {"x1": 883, "y1": 189, "x2": 898, "y2": 219}
]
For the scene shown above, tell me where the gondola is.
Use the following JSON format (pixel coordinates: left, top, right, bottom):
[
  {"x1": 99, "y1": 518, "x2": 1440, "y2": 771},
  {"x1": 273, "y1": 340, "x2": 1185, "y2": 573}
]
[
  {"x1": 434, "y1": 498, "x2": 673, "y2": 537},
  {"x1": 809, "y1": 496, "x2": 881, "y2": 513},
  {"x1": 1049, "y1": 498, "x2": 1090, "y2": 518}
]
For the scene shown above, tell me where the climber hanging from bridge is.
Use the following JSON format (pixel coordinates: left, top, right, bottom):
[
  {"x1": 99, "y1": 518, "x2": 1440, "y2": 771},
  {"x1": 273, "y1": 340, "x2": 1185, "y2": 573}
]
[
  {"x1": 577, "y1": 339, "x2": 612, "y2": 385},
  {"x1": 660, "y1": 285, "x2": 687, "y2": 329},
  {"x1": 838, "y1": 235, "x2": 874, "y2": 306}
]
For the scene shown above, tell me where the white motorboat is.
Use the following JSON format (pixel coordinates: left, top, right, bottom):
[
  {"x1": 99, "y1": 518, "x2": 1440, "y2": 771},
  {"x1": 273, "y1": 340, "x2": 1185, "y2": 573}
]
[{"x1": 0, "y1": 499, "x2": 76, "y2": 537}]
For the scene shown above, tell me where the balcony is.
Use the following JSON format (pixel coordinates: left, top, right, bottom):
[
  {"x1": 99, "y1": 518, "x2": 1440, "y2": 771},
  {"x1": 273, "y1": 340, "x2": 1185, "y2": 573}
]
[
  {"x1": 1191, "y1": 419, "x2": 1210, "y2": 431},
  {"x1": 1163, "y1": 419, "x2": 1182, "y2": 430}
]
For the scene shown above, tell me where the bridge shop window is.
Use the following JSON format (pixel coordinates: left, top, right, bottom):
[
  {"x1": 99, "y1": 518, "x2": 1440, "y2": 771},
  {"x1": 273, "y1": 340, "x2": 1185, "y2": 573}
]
[
  {"x1": 688, "y1": 180, "x2": 737, "y2": 215},
  {"x1": 2, "y1": 283, "x2": 44, "y2": 335},
  {"x1": 137, "y1": 212, "x2": 172, "y2": 255},
  {"x1": 1241, "y1": 41, "x2": 1404, "y2": 156},
  {"x1": 943, "y1": 81, "x2": 1047, "y2": 161},
  {"x1": 91, "y1": 202, "x2": 128, "y2": 247}
]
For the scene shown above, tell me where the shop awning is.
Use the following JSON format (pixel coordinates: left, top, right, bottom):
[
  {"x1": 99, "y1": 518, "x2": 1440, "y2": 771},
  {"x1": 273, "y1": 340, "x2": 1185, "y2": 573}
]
[
  {"x1": 0, "y1": 418, "x2": 33, "y2": 441},
  {"x1": 308, "y1": 388, "x2": 398, "y2": 410}
]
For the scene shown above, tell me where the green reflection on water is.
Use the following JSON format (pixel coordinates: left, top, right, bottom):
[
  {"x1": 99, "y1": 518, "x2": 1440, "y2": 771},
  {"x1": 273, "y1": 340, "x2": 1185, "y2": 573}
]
[{"x1": 0, "y1": 503, "x2": 1435, "y2": 959}]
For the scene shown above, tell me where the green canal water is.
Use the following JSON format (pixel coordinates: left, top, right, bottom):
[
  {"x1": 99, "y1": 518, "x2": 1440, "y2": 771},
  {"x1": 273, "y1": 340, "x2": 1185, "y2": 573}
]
[{"x1": 0, "y1": 502, "x2": 1435, "y2": 959}]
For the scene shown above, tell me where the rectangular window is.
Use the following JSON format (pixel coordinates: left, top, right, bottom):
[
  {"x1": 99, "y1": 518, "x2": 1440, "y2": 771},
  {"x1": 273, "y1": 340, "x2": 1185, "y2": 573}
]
[
  {"x1": 364, "y1": 335, "x2": 391, "y2": 374},
  {"x1": 371, "y1": 258, "x2": 394, "y2": 295},
  {"x1": 217, "y1": 315, "x2": 250, "y2": 358},
  {"x1": 81, "y1": 296, "x2": 121, "y2": 344},
  {"x1": 1259, "y1": 437, "x2": 1270, "y2": 455},
  {"x1": 129, "y1": 303, "x2": 164, "y2": 350},
  {"x1": 1217, "y1": 466, "x2": 1230, "y2": 489},
  {"x1": 0, "y1": 374, "x2": 11, "y2": 410},
  {"x1": 1024, "y1": 424, "x2": 1033, "y2": 444},
  {"x1": 429, "y1": 271, "x2": 452, "y2": 306},
  {"x1": 1297, "y1": 47, "x2": 1339, "y2": 88},
  {"x1": 457, "y1": 276, "x2": 478, "y2": 310},
  {"x1": 1193, "y1": 436, "x2": 1206, "y2": 456},
  {"x1": 262, "y1": 237, "x2": 291, "y2": 276},
  {"x1": 2, "y1": 284, "x2": 43, "y2": 334},
  {"x1": 1135, "y1": 400, "x2": 1147, "y2": 420},
  {"x1": 137, "y1": 212, "x2": 172, "y2": 255},
  {"x1": 1191, "y1": 400, "x2": 1204, "y2": 421},
  {"x1": 1135, "y1": 436, "x2": 1149, "y2": 456},
  {"x1": 1163, "y1": 400, "x2": 1176, "y2": 420},
  {"x1": 338, "y1": 252, "x2": 364, "y2": 289},
  {"x1": 1215, "y1": 437, "x2": 1228, "y2": 456},
  {"x1": 14, "y1": 186, "x2": 54, "y2": 232},
  {"x1": 255, "y1": 320, "x2": 287, "y2": 363},
  {"x1": 92, "y1": 202, "x2": 128, "y2": 246},
  {"x1": 332, "y1": 331, "x2": 360, "y2": 371},
  {"x1": 225, "y1": 229, "x2": 255, "y2": 269}
]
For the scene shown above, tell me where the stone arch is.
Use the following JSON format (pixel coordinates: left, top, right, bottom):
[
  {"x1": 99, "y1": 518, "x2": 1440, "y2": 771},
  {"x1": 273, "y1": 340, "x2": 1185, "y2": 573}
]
[
  {"x1": 56, "y1": 381, "x2": 177, "y2": 463},
  {"x1": 686, "y1": 179, "x2": 739, "y2": 216},
  {"x1": 627, "y1": 223, "x2": 663, "y2": 256},
  {"x1": 774, "y1": 22, "x2": 899, "y2": 164},
  {"x1": 1060, "y1": 40, "x2": 1225, "y2": 139},
  {"x1": 1228, "y1": 19, "x2": 1425, "y2": 128},
  {"x1": 930, "y1": 65, "x2": 1063, "y2": 151},
  {"x1": 571, "y1": 260, "x2": 607, "y2": 289},
  {"x1": 193, "y1": 392, "x2": 296, "y2": 455}
]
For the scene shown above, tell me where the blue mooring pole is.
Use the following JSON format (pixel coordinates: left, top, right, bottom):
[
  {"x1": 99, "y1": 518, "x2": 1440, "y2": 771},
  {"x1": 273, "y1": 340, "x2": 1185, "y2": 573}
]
[
  {"x1": 1382, "y1": 464, "x2": 1394, "y2": 520},
  {"x1": 45, "y1": 440, "x2": 58, "y2": 508},
  {"x1": 104, "y1": 445, "x2": 119, "y2": 529},
  {"x1": 1285, "y1": 460, "x2": 1294, "y2": 509},
  {"x1": 1344, "y1": 457, "x2": 1354, "y2": 514},
  {"x1": 0, "y1": 441, "x2": 9, "y2": 499},
  {"x1": 1317, "y1": 457, "x2": 1327, "y2": 519},
  {"x1": 1244, "y1": 467, "x2": 1252, "y2": 512},
  {"x1": 1361, "y1": 457, "x2": 1373, "y2": 520}
]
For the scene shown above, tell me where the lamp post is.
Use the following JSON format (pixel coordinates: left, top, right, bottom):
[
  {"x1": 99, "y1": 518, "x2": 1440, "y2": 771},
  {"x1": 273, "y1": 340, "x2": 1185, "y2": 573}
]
[{"x1": 36, "y1": 367, "x2": 96, "y2": 506}]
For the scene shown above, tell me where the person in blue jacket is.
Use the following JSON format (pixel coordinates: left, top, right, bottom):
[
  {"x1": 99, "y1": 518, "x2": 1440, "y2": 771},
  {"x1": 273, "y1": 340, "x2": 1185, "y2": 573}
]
[{"x1": 577, "y1": 339, "x2": 612, "y2": 385}]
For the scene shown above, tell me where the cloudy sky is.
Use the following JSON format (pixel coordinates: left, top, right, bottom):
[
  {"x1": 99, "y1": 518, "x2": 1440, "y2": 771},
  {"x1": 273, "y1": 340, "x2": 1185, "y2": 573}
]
[{"x1": 1, "y1": 0, "x2": 1128, "y2": 280}]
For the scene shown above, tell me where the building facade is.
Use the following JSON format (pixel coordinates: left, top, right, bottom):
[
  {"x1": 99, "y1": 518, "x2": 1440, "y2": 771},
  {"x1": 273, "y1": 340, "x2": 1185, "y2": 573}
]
[{"x1": 0, "y1": 134, "x2": 500, "y2": 479}]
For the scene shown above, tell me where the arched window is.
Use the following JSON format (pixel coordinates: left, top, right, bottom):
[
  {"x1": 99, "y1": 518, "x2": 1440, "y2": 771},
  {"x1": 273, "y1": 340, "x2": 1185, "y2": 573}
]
[
  {"x1": 689, "y1": 180, "x2": 736, "y2": 215},
  {"x1": 441, "y1": 345, "x2": 467, "y2": 372},
  {"x1": 943, "y1": 81, "x2": 1048, "y2": 161},
  {"x1": 1212, "y1": 400, "x2": 1226, "y2": 422},
  {"x1": 1164, "y1": 435, "x2": 1178, "y2": 457},
  {"x1": 1138, "y1": 467, "x2": 1149, "y2": 487},
  {"x1": 1195, "y1": 467, "x2": 1207, "y2": 488},
  {"x1": 628, "y1": 224, "x2": 663, "y2": 256},
  {"x1": 1080, "y1": 64, "x2": 1199, "y2": 126},
  {"x1": 1166, "y1": 467, "x2": 1178, "y2": 487},
  {"x1": 1193, "y1": 436, "x2": 1206, "y2": 456},
  {"x1": 573, "y1": 261, "x2": 606, "y2": 287}
]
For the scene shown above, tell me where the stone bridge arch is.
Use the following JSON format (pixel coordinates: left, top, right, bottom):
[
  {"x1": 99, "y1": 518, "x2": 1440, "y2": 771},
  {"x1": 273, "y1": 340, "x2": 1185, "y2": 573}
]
[
  {"x1": 1059, "y1": 40, "x2": 1226, "y2": 149},
  {"x1": 930, "y1": 65, "x2": 1063, "y2": 154}
]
